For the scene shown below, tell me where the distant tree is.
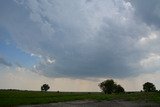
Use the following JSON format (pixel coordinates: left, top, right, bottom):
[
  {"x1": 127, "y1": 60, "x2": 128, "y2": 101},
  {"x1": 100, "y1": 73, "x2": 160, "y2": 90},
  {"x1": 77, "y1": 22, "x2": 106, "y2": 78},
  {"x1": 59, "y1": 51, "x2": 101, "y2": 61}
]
[
  {"x1": 99, "y1": 79, "x2": 125, "y2": 94},
  {"x1": 99, "y1": 79, "x2": 115, "y2": 94},
  {"x1": 143, "y1": 82, "x2": 156, "y2": 92},
  {"x1": 41, "y1": 84, "x2": 50, "y2": 91},
  {"x1": 114, "y1": 84, "x2": 125, "y2": 93}
]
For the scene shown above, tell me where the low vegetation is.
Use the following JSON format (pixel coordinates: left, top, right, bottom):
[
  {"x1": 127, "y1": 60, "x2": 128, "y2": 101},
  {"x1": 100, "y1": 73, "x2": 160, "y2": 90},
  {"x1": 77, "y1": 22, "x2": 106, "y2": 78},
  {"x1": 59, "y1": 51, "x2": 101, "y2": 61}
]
[{"x1": 1, "y1": 89, "x2": 160, "y2": 106}]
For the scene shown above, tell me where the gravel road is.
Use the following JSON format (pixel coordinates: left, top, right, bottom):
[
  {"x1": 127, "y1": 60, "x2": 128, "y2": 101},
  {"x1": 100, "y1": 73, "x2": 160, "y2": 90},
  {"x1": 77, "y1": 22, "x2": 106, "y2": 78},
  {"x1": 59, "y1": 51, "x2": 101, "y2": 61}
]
[{"x1": 19, "y1": 100, "x2": 160, "y2": 107}]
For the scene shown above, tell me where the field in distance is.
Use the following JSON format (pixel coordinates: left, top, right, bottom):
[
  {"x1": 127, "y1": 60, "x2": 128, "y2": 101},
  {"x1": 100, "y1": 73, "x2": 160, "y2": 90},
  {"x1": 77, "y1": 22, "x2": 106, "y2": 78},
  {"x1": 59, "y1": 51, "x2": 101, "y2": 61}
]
[{"x1": 1, "y1": 89, "x2": 160, "y2": 106}]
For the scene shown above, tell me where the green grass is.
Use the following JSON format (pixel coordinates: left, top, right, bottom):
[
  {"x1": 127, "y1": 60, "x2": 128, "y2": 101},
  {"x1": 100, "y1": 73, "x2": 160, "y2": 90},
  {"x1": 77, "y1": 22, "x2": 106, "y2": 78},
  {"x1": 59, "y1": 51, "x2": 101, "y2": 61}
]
[{"x1": 0, "y1": 90, "x2": 160, "y2": 106}]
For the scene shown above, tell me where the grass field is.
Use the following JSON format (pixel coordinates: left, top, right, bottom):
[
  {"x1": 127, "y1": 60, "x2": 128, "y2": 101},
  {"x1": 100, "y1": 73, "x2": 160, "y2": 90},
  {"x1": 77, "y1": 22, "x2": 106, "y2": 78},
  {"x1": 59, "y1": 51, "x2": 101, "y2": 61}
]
[{"x1": 1, "y1": 90, "x2": 160, "y2": 107}]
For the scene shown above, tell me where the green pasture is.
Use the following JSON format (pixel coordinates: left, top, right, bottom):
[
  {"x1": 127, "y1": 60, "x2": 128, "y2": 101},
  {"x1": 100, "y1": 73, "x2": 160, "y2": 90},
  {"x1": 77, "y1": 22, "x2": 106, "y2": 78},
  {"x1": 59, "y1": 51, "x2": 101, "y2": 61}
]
[{"x1": 0, "y1": 90, "x2": 160, "y2": 106}]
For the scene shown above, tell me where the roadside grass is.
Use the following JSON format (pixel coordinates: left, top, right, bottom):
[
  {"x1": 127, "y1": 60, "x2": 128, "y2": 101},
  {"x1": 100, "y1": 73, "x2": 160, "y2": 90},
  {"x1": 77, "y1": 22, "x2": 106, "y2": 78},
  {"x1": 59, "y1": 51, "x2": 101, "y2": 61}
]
[{"x1": 0, "y1": 90, "x2": 160, "y2": 106}]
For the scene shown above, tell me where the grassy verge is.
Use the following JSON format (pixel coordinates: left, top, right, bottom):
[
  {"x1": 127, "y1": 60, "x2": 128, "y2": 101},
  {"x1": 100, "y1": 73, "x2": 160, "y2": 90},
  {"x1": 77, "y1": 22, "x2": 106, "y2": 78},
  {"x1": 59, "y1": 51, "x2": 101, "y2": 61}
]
[{"x1": 0, "y1": 90, "x2": 160, "y2": 106}]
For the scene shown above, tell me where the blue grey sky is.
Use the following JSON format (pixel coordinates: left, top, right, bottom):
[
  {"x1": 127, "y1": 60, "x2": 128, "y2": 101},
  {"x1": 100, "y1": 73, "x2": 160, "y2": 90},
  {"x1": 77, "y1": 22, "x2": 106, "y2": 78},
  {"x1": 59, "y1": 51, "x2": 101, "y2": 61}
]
[{"x1": 0, "y1": 0, "x2": 160, "y2": 91}]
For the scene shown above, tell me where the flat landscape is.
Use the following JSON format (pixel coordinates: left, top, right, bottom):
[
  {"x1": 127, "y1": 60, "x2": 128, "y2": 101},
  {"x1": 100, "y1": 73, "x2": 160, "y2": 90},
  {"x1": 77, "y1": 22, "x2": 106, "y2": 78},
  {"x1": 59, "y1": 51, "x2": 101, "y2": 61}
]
[
  {"x1": 1, "y1": 0, "x2": 160, "y2": 107},
  {"x1": 1, "y1": 90, "x2": 160, "y2": 107}
]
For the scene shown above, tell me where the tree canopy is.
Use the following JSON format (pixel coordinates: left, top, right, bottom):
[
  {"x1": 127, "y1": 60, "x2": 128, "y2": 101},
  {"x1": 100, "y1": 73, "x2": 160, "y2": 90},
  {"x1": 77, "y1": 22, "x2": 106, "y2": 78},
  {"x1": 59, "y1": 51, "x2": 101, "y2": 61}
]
[
  {"x1": 99, "y1": 79, "x2": 125, "y2": 94},
  {"x1": 143, "y1": 82, "x2": 156, "y2": 92},
  {"x1": 41, "y1": 84, "x2": 50, "y2": 92},
  {"x1": 114, "y1": 84, "x2": 125, "y2": 93}
]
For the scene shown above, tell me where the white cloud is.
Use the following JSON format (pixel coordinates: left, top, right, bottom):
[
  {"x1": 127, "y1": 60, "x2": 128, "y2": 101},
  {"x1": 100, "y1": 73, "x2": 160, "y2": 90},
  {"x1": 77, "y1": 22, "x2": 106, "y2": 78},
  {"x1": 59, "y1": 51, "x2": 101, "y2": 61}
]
[
  {"x1": 140, "y1": 53, "x2": 160, "y2": 69},
  {"x1": 139, "y1": 32, "x2": 157, "y2": 44},
  {"x1": 30, "y1": 53, "x2": 42, "y2": 58},
  {"x1": 47, "y1": 58, "x2": 55, "y2": 64}
]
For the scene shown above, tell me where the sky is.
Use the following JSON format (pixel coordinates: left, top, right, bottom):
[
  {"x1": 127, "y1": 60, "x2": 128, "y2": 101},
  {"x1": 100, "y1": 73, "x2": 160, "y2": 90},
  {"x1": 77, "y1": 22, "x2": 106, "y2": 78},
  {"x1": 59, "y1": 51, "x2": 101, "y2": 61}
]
[{"x1": 0, "y1": 0, "x2": 160, "y2": 92}]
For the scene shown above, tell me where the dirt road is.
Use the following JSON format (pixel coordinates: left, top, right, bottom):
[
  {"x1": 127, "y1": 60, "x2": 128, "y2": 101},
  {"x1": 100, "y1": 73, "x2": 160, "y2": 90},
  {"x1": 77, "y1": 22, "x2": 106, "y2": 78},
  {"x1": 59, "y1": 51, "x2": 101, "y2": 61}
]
[{"x1": 20, "y1": 100, "x2": 160, "y2": 107}]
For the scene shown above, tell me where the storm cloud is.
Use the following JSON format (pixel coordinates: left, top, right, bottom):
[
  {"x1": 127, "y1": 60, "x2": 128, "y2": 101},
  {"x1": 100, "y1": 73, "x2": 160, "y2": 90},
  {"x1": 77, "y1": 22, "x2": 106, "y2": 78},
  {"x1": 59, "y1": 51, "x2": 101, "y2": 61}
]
[
  {"x1": 130, "y1": 0, "x2": 160, "y2": 28},
  {"x1": 1, "y1": 0, "x2": 160, "y2": 78}
]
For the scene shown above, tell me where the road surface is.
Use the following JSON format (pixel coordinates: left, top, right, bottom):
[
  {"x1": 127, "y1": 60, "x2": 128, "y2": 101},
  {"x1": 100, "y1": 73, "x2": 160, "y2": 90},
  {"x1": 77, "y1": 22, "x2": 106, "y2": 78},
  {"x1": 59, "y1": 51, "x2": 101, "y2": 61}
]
[{"x1": 19, "y1": 100, "x2": 160, "y2": 107}]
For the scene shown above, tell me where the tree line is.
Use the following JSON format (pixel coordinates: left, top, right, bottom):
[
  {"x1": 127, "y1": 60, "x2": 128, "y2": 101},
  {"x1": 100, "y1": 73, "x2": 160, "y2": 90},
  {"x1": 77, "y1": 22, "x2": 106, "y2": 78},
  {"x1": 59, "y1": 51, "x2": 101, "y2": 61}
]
[
  {"x1": 99, "y1": 79, "x2": 157, "y2": 94},
  {"x1": 41, "y1": 79, "x2": 157, "y2": 94}
]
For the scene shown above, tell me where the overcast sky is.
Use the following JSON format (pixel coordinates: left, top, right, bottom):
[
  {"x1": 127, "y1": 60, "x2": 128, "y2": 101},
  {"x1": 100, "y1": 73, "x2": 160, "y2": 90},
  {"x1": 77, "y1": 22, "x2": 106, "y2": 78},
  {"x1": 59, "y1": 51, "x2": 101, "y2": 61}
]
[{"x1": 0, "y1": 0, "x2": 160, "y2": 92}]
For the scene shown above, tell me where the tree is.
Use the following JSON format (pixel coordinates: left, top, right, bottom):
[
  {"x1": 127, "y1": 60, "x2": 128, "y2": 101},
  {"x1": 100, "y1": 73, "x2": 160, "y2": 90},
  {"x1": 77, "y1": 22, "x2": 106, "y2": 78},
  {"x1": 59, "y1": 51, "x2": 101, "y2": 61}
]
[
  {"x1": 114, "y1": 84, "x2": 125, "y2": 93},
  {"x1": 99, "y1": 79, "x2": 125, "y2": 94},
  {"x1": 143, "y1": 82, "x2": 156, "y2": 92},
  {"x1": 41, "y1": 84, "x2": 50, "y2": 91},
  {"x1": 99, "y1": 79, "x2": 115, "y2": 94}
]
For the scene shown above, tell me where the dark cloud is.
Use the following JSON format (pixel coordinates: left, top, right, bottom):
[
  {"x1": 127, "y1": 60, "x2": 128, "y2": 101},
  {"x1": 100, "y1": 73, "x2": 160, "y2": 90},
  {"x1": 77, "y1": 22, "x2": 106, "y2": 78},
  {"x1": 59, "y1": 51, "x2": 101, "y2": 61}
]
[
  {"x1": 130, "y1": 0, "x2": 160, "y2": 28},
  {"x1": 1, "y1": 0, "x2": 160, "y2": 78},
  {"x1": 0, "y1": 57, "x2": 12, "y2": 67}
]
